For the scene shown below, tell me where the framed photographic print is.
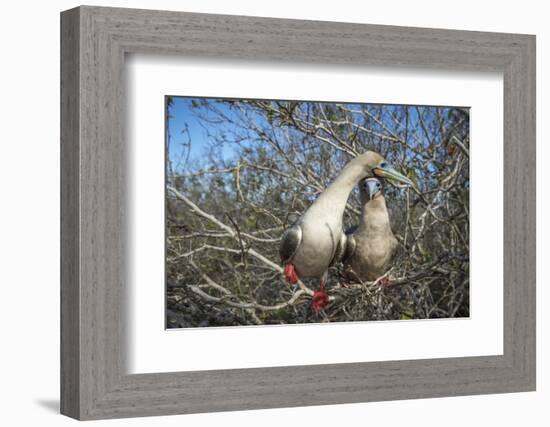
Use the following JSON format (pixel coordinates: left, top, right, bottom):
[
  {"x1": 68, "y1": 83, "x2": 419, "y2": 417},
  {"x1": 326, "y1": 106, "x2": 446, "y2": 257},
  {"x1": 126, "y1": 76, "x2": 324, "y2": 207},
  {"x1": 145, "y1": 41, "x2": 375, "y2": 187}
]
[
  {"x1": 164, "y1": 96, "x2": 471, "y2": 327},
  {"x1": 61, "y1": 5, "x2": 536, "y2": 420}
]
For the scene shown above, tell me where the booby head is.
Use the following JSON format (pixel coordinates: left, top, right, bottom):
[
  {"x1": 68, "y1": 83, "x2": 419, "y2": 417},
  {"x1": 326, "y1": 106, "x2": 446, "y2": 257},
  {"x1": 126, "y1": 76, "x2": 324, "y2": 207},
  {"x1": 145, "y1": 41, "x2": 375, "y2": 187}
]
[
  {"x1": 352, "y1": 151, "x2": 413, "y2": 186},
  {"x1": 361, "y1": 177, "x2": 383, "y2": 201}
]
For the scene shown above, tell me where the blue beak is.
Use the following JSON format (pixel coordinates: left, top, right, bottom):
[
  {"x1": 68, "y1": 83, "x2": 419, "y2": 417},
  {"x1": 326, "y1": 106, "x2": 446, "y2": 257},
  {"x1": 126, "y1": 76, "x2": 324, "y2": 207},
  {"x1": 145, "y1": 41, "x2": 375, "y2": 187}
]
[
  {"x1": 373, "y1": 165, "x2": 413, "y2": 186},
  {"x1": 366, "y1": 180, "x2": 379, "y2": 200}
]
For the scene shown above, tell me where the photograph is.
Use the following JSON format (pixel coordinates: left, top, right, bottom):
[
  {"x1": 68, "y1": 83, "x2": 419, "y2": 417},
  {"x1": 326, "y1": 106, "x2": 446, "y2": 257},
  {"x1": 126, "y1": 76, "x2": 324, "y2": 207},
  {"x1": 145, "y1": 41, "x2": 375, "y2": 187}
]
[{"x1": 165, "y1": 97, "x2": 470, "y2": 328}]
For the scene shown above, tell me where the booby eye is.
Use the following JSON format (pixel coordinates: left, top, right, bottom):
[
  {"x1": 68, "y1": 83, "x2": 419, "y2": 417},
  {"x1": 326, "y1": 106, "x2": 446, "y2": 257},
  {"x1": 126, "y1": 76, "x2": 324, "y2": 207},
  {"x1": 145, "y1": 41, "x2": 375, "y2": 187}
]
[{"x1": 379, "y1": 161, "x2": 387, "y2": 168}]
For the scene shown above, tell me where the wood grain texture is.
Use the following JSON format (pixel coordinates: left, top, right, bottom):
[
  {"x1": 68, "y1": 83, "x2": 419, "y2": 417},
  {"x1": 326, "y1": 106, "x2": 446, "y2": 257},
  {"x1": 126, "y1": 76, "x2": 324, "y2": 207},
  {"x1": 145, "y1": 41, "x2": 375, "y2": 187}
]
[
  {"x1": 60, "y1": 5, "x2": 536, "y2": 420},
  {"x1": 60, "y1": 7, "x2": 80, "y2": 419}
]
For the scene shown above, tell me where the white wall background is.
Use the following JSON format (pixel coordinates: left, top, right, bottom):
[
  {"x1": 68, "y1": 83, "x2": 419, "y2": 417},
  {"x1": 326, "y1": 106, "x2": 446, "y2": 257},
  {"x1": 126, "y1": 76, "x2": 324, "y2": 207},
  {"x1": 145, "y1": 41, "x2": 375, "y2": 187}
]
[{"x1": 0, "y1": 0, "x2": 546, "y2": 425}]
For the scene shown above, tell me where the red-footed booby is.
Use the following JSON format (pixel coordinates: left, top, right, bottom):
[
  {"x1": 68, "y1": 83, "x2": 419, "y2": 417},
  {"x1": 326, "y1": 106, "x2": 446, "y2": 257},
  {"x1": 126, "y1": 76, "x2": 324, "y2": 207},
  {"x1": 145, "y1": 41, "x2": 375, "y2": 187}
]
[
  {"x1": 343, "y1": 177, "x2": 398, "y2": 283},
  {"x1": 279, "y1": 152, "x2": 411, "y2": 312}
]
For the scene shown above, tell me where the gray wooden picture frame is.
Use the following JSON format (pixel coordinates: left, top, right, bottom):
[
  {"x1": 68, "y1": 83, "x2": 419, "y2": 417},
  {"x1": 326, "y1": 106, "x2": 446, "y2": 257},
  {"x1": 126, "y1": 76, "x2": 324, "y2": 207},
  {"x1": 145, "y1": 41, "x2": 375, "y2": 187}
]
[{"x1": 60, "y1": 5, "x2": 536, "y2": 420}]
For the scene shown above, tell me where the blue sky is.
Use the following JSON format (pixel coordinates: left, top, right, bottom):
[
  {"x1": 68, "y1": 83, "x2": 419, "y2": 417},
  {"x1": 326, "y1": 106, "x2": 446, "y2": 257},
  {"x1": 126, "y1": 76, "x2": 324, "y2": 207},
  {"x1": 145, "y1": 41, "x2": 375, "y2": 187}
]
[
  {"x1": 166, "y1": 97, "x2": 236, "y2": 170},
  {"x1": 166, "y1": 96, "x2": 466, "y2": 181}
]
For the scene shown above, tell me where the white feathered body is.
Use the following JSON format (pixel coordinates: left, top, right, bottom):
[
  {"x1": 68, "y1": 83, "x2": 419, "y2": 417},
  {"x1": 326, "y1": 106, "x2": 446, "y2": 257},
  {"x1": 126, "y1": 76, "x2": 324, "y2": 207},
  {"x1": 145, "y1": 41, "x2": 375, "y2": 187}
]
[
  {"x1": 290, "y1": 198, "x2": 346, "y2": 278},
  {"x1": 280, "y1": 161, "x2": 366, "y2": 280}
]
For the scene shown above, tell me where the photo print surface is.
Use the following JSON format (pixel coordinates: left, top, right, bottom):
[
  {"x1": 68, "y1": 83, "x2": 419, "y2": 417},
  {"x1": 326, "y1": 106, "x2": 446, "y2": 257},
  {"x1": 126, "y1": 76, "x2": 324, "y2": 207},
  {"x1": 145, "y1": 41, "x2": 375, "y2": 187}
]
[{"x1": 165, "y1": 97, "x2": 470, "y2": 328}]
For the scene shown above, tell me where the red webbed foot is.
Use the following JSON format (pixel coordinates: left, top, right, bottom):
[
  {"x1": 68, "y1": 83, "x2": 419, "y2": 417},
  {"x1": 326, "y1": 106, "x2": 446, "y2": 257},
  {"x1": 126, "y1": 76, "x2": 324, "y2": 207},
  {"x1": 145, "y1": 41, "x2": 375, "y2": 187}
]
[
  {"x1": 312, "y1": 289, "x2": 329, "y2": 314},
  {"x1": 283, "y1": 263, "x2": 299, "y2": 284}
]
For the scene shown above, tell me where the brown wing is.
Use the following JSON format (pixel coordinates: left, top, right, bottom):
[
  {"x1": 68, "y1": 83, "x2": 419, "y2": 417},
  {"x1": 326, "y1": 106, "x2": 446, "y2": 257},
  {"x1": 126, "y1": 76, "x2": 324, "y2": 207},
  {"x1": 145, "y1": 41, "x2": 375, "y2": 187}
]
[
  {"x1": 329, "y1": 231, "x2": 348, "y2": 267},
  {"x1": 340, "y1": 231, "x2": 356, "y2": 265},
  {"x1": 279, "y1": 224, "x2": 302, "y2": 264}
]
